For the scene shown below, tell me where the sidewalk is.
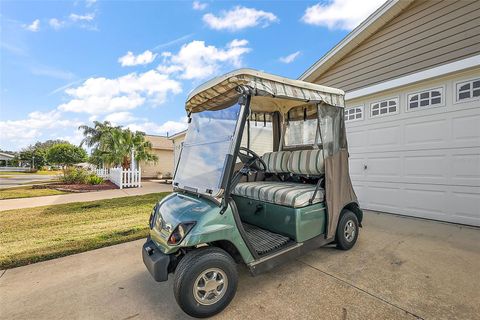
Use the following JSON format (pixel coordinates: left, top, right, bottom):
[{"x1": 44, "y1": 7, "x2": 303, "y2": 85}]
[{"x1": 0, "y1": 181, "x2": 172, "y2": 211}]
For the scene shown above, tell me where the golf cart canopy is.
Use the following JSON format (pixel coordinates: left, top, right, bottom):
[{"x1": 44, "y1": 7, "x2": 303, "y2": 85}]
[{"x1": 186, "y1": 68, "x2": 345, "y2": 114}]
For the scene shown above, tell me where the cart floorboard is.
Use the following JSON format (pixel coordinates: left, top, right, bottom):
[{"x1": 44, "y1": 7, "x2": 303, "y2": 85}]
[{"x1": 242, "y1": 223, "x2": 293, "y2": 255}]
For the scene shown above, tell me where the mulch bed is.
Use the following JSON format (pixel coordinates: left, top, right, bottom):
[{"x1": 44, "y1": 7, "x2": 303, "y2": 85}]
[{"x1": 33, "y1": 181, "x2": 118, "y2": 193}]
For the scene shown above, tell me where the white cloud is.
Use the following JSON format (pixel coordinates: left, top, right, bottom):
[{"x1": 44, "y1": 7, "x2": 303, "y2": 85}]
[
  {"x1": 58, "y1": 70, "x2": 182, "y2": 115},
  {"x1": 126, "y1": 118, "x2": 187, "y2": 136},
  {"x1": 0, "y1": 110, "x2": 80, "y2": 148},
  {"x1": 85, "y1": 0, "x2": 97, "y2": 7},
  {"x1": 104, "y1": 112, "x2": 138, "y2": 124},
  {"x1": 279, "y1": 51, "x2": 301, "y2": 64},
  {"x1": 157, "y1": 39, "x2": 251, "y2": 80},
  {"x1": 302, "y1": 0, "x2": 385, "y2": 30},
  {"x1": 69, "y1": 13, "x2": 95, "y2": 22},
  {"x1": 192, "y1": 1, "x2": 207, "y2": 11},
  {"x1": 203, "y1": 6, "x2": 278, "y2": 31},
  {"x1": 55, "y1": 130, "x2": 84, "y2": 146},
  {"x1": 24, "y1": 19, "x2": 40, "y2": 32},
  {"x1": 118, "y1": 50, "x2": 157, "y2": 67},
  {"x1": 49, "y1": 18, "x2": 64, "y2": 30}
]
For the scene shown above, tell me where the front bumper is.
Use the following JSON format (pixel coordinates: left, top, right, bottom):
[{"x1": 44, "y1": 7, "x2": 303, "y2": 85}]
[{"x1": 142, "y1": 239, "x2": 171, "y2": 282}]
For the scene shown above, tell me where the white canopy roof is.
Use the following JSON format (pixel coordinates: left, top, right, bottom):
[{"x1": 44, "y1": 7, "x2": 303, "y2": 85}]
[{"x1": 186, "y1": 68, "x2": 345, "y2": 114}]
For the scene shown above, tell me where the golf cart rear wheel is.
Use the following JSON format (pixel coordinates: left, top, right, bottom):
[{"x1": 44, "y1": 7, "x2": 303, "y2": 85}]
[
  {"x1": 173, "y1": 247, "x2": 238, "y2": 318},
  {"x1": 336, "y1": 210, "x2": 359, "y2": 250}
]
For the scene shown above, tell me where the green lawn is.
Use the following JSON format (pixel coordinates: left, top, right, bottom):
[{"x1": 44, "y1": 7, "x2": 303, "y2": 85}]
[
  {"x1": 0, "y1": 193, "x2": 169, "y2": 269},
  {"x1": 0, "y1": 186, "x2": 67, "y2": 200}
]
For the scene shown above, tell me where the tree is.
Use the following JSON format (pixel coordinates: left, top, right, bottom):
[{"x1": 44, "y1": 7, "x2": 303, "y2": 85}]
[
  {"x1": 17, "y1": 139, "x2": 68, "y2": 169},
  {"x1": 79, "y1": 122, "x2": 157, "y2": 169},
  {"x1": 46, "y1": 143, "x2": 87, "y2": 171}
]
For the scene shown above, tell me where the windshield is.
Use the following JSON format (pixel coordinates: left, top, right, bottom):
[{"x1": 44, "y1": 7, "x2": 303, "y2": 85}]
[{"x1": 174, "y1": 102, "x2": 242, "y2": 197}]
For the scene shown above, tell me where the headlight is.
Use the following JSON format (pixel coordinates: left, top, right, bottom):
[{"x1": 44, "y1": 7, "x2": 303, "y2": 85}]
[{"x1": 168, "y1": 222, "x2": 196, "y2": 245}]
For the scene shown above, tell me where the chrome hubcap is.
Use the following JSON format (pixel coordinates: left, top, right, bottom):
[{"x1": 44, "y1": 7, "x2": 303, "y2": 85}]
[
  {"x1": 344, "y1": 220, "x2": 356, "y2": 242},
  {"x1": 193, "y1": 268, "x2": 228, "y2": 305}
]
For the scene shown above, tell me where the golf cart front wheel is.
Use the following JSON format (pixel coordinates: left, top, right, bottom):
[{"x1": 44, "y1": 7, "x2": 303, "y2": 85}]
[
  {"x1": 173, "y1": 247, "x2": 238, "y2": 318},
  {"x1": 336, "y1": 209, "x2": 359, "y2": 250}
]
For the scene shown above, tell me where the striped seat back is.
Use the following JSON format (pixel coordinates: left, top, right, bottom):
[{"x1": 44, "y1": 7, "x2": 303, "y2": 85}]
[
  {"x1": 287, "y1": 149, "x2": 324, "y2": 175},
  {"x1": 261, "y1": 151, "x2": 291, "y2": 173}
]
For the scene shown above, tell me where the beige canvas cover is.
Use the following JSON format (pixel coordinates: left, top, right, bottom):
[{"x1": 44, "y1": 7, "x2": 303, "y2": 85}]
[
  {"x1": 318, "y1": 104, "x2": 358, "y2": 238},
  {"x1": 186, "y1": 68, "x2": 344, "y2": 114},
  {"x1": 324, "y1": 150, "x2": 358, "y2": 238}
]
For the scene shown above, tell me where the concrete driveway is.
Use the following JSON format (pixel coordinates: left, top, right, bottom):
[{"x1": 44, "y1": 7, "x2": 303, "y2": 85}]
[{"x1": 1, "y1": 211, "x2": 479, "y2": 320}]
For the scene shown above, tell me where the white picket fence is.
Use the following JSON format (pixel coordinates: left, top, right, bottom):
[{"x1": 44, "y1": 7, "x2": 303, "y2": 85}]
[
  {"x1": 95, "y1": 168, "x2": 109, "y2": 178},
  {"x1": 95, "y1": 167, "x2": 141, "y2": 189}
]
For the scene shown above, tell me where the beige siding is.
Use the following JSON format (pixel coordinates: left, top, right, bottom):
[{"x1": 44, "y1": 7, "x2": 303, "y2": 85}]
[
  {"x1": 313, "y1": 0, "x2": 480, "y2": 91},
  {"x1": 140, "y1": 149, "x2": 174, "y2": 178}
]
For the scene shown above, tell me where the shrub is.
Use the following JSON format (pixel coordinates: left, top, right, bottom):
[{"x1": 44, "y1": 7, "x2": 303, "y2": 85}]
[
  {"x1": 87, "y1": 174, "x2": 104, "y2": 185},
  {"x1": 62, "y1": 167, "x2": 89, "y2": 184}
]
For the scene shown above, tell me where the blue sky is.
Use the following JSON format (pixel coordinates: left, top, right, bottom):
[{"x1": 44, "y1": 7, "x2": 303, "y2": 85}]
[{"x1": 0, "y1": 0, "x2": 385, "y2": 151}]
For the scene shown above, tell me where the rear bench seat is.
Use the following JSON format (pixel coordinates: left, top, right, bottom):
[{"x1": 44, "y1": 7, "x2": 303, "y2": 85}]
[{"x1": 233, "y1": 149, "x2": 324, "y2": 208}]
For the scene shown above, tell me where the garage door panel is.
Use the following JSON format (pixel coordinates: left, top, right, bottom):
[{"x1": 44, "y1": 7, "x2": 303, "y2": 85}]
[
  {"x1": 351, "y1": 183, "x2": 368, "y2": 206},
  {"x1": 351, "y1": 182, "x2": 479, "y2": 225},
  {"x1": 367, "y1": 125, "x2": 400, "y2": 147},
  {"x1": 349, "y1": 157, "x2": 365, "y2": 179},
  {"x1": 366, "y1": 185, "x2": 402, "y2": 210},
  {"x1": 403, "y1": 187, "x2": 448, "y2": 215},
  {"x1": 347, "y1": 130, "x2": 367, "y2": 153},
  {"x1": 451, "y1": 189, "x2": 480, "y2": 221},
  {"x1": 405, "y1": 119, "x2": 448, "y2": 146},
  {"x1": 366, "y1": 156, "x2": 402, "y2": 178},
  {"x1": 452, "y1": 114, "x2": 480, "y2": 145},
  {"x1": 452, "y1": 154, "x2": 480, "y2": 180},
  {"x1": 353, "y1": 148, "x2": 479, "y2": 186},
  {"x1": 404, "y1": 155, "x2": 447, "y2": 179}
]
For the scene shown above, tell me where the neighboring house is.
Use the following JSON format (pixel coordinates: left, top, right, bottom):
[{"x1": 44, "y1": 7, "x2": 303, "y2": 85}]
[
  {"x1": 169, "y1": 130, "x2": 186, "y2": 176},
  {"x1": 300, "y1": 0, "x2": 480, "y2": 226},
  {"x1": 141, "y1": 135, "x2": 174, "y2": 179},
  {"x1": 0, "y1": 152, "x2": 15, "y2": 167}
]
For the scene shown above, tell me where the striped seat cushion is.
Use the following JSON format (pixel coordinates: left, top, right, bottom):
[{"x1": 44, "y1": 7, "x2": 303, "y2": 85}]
[
  {"x1": 233, "y1": 181, "x2": 324, "y2": 208},
  {"x1": 261, "y1": 151, "x2": 291, "y2": 173},
  {"x1": 287, "y1": 149, "x2": 324, "y2": 175}
]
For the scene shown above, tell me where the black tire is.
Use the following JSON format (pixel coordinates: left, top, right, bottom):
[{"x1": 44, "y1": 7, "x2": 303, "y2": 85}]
[
  {"x1": 336, "y1": 210, "x2": 359, "y2": 250},
  {"x1": 173, "y1": 247, "x2": 238, "y2": 318}
]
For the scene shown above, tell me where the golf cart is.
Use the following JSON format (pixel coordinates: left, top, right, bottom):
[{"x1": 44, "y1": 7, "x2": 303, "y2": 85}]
[{"x1": 142, "y1": 69, "x2": 362, "y2": 318}]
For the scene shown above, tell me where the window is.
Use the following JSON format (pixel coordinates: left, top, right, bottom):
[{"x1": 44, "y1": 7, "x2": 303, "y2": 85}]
[
  {"x1": 370, "y1": 98, "x2": 398, "y2": 118},
  {"x1": 284, "y1": 119, "x2": 318, "y2": 146},
  {"x1": 456, "y1": 78, "x2": 480, "y2": 102},
  {"x1": 407, "y1": 87, "x2": 444, "y2": 111},
  {"x1": 345, "y1": 106, "x2": 364, "y2": 122}
]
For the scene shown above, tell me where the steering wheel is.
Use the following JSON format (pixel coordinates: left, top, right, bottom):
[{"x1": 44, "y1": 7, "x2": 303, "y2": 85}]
[{"x1": 238, "y1": 147, "x2": 267, "y2": 173}]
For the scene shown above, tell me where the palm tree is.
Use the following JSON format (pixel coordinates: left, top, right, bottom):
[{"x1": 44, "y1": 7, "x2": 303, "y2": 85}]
[
  {"x1": 108, "y1": 129, "x2": 158, "y2": 169},
  {"x1": 78, "y1": 121, "x2": 121, "y2": 148},
  {"x1": 79, "y1": 122, "x2": 157, "y2": 169}
]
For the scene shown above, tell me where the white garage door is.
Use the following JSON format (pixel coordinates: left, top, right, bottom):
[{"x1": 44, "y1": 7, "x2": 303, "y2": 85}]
[{"x1": 346, "y1": 77, "x2": 480, "y2": 226}]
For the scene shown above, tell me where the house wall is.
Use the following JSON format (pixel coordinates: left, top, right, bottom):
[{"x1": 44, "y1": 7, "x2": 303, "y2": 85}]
[
  {"x1": 313, "y1": 0, "x2": 480, "y2": 91},
  {"x1": 140, "y1": 149, "x2": 174, "y2": 178}
]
